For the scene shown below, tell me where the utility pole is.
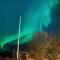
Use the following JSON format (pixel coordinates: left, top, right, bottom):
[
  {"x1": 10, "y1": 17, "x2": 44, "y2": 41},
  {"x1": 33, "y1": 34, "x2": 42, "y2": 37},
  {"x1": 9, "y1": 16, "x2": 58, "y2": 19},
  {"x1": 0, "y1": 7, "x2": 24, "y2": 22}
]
[{"x1": 17, "y1": 16, "x2": 21, "y2": 60}]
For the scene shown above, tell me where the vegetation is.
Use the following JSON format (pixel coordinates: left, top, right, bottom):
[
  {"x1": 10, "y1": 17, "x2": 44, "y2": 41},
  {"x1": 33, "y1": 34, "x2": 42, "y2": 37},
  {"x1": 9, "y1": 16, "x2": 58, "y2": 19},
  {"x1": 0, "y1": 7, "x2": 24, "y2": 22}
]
[{"x1": 28, "y1": 32, "x2": 60, "y2": 60}]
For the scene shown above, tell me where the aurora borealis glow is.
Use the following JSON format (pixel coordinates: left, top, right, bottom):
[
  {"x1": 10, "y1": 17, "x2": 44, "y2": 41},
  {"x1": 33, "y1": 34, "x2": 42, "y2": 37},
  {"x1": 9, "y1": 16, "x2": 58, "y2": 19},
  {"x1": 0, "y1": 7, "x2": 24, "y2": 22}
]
[{"x1": 0, "y1": 0, "x2": 60, "y2": 51}]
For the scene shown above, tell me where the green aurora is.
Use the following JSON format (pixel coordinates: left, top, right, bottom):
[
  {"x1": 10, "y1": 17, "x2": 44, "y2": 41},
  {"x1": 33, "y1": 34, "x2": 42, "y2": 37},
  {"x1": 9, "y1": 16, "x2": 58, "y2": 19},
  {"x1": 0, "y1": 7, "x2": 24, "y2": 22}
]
[{"x1": 0, "y1": 0, "x2": 59, "y2": 51}]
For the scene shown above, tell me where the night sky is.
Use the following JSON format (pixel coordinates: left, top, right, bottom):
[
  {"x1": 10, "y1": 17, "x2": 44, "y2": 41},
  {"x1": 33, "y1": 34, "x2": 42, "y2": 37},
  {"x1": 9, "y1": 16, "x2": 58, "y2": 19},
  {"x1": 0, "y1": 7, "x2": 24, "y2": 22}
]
[{"x1": 0, "y1": 0, "x2": 60, "y2": 53}]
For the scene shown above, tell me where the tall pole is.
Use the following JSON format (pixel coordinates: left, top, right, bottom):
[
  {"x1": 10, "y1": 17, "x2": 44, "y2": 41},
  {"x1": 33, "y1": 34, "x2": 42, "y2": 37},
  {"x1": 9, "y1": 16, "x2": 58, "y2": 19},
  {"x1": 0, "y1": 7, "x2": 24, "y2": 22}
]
[{"x1": 17, "y1": 16, "x2": 21, "y2": 60}]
